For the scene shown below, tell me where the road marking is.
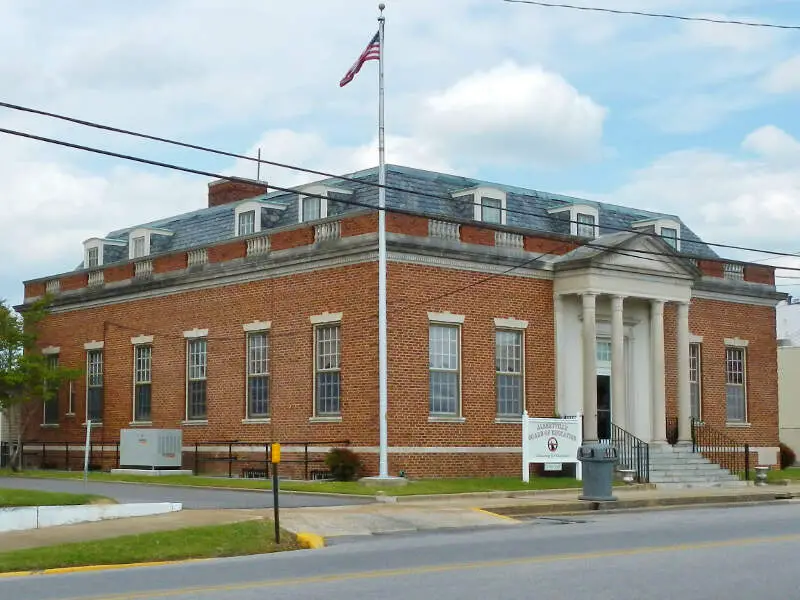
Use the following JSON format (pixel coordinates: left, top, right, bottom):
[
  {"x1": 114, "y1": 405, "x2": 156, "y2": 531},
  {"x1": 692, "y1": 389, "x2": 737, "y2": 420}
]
[
  {"x1": 60, "y1": 532, "x2": 800, "y2": 600},
  {"x1": 471, "y1": 508, "x2": 521, "y2": 522}
]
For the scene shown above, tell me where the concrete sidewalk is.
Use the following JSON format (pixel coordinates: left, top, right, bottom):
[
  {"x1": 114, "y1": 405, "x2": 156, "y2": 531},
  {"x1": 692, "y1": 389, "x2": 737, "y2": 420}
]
[{"x1": 2, "y1": 484, "x2": 800, "y2": 552}]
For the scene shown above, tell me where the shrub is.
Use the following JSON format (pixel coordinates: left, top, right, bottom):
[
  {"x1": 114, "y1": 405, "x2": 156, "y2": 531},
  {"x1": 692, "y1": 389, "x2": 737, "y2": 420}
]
[
  {"x1": 325, "y1": 448, "x2": 362, "y2": 481},
  {"x1": 779, "y1": 443, "x2": 796, "y2": 470}
]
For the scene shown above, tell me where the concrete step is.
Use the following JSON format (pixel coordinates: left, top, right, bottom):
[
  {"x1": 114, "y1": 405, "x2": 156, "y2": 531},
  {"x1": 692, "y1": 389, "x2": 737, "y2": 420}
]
[{"x1": 654, "y1": 480, "x2": 750, "y2": 490}]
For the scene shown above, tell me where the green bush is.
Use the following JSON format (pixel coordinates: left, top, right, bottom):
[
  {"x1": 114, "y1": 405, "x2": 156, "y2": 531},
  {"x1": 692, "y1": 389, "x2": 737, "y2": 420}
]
[
  {"x1": 325, "y1": 448, "x2": 362, "y2": 481},
  {"x1": 779, "y1": 443, "x2": 796, "y2": 470}
]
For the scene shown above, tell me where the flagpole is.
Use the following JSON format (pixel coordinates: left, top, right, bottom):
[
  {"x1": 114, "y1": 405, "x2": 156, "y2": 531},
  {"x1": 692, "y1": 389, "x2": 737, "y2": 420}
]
[{"x1": 377, "y1": 2, "x2": 390, "y2": 479}]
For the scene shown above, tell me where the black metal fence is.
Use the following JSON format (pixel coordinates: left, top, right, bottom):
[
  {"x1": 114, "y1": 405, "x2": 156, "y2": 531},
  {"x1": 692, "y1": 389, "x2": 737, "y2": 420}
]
[
  {"x1": 691, "y1": 418, "x2": 750, "y2": 481},
  {"x1": 610, "y1": 423, "x2": 650, "y2": 483},
  {"x1": 20, "y1": 439, "x2": 351, "y2": 480},
  {"x1": 0, "y1": 442, "x2": 9, "y2": 468}
]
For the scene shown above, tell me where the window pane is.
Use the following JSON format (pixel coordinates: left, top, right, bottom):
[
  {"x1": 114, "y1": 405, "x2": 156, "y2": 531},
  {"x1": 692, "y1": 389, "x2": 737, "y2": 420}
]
[
  {"x1": 689, "y1": 343, "x2": 701, "y2": 419},
  {"x1": 248, "y1": 333, "x2": 269, "y2": 375},
  {"x1": 44, "y1": 398, "x2": 59, "y2": 424},
  {"x1": 481, "y1": 197, "x2": 502, "y2": 224},
  {"x1": 238, "y1": 210, "x2": 256, "y2": 235},
  {"x1": 188, "y1": 381, "x2": 206, "y2": 419},
  {"x1": 314, "y1": 325, "x2": 341, "y2": 415},
  {"x1": 497, "y1": 374, "x2": 522, "y2": 415},
  {"x1": 430, "y1": 372, "x2": 458, "y2": 414},
  {"x1": 303, "y1": 197, "x2": 321, "y2": 221},
  {"x1": 316, "y1": 372, "x2": 341, "y2": 415},
  {"x1": 135, "y1": 345, "x2": 152, "y2": 383},
  {"x1": 576, "y1": 213, "x2": 595, "y2": 237},
  {"x1": 429, "y1": 325, "x2": 458, "y2": 370},
  {"x1": 135, "y1": 384, "x2": 152, "y2": 422},
  {"x1": 87, "y1": 247, "x2": 99, "y2": 267},
  {"x1": 248, "y1": 377, "x2": 269, "y2": 418},
  {"x1": 496, "y1": 330, "x2": 523, "y2": 415},
  {"x1": 188, "y1": 340, "x2": 207, "y2": 380},
  {"x1": 87, "y1": 387, "x2": 103, "y2": 422},
  {"x1": 724, "y1": 347, "x2": 746, "y2": 422},
  {"x1": 316, "y1": 326, "x2": 340, "y2": 371},
  {"x1": 133, "y1": 236, "x2": 146, "y2": 258},
  {"x1": 661, "y1": 227, "x2": 678, "y2": 249}
]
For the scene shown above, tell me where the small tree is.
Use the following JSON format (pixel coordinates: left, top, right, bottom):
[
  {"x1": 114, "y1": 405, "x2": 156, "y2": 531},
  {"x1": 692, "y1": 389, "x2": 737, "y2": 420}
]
[{"x1": 0, "y1": 297, "x2": 79, "y2": 471}]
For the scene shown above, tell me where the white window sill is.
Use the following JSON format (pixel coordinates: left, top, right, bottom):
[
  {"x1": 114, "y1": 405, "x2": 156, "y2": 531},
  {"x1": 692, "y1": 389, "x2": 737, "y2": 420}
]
[
  {"x1": 242, "y1": 418, "x2": 271, "y2": 424},
  {"x1": 726, "y1": 422, "x2": 751, "y2": 428},
  {"x1": 495, "y1": 416, "x2": 523, "y2": 424},
  {"x1": 428, "y1": 416, "x2": 466, "y2": 424},
  {"x1": 182, "y1": 420, "x2": 209, "y2": 426},
  {"x1": 129, "y1": 421, "x2": 152, "y2": 427},
  {"x1": 82, "y1": 422, "x2": 103, "y2": 428},
  {"x1": 65, "y1": 412, "x2": 76, "y2": 417},
  {"x1": 309, "y1": 416, "x2": 342, "y2": 423},
  {"x1": 41, "y1": 423, "x2": 59, "y2": 429}
]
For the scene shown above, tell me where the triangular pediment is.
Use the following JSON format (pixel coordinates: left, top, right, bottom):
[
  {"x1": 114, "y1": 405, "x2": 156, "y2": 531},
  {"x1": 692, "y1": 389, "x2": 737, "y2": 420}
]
[{"x1": 554, "y1": 232, "x2": 698, "y2": 279}]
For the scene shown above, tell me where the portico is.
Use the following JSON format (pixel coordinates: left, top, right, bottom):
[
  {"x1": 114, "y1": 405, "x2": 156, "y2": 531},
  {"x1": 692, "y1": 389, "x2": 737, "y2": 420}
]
[{"x1": 552, "y1": 232, "x2": 698, "y2": 445}]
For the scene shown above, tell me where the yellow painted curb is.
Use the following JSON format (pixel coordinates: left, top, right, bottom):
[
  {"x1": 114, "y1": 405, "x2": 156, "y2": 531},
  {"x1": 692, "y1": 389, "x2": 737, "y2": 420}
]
[
  {"x1": 296, "y1": 532, "x2": 326, "y2": 549},
  {"x1": 471, "y1": 508, "x2": 521, "y2": 522},
  {"x1": 0, "y1": 558, "x2": 207, "y2": 579}
]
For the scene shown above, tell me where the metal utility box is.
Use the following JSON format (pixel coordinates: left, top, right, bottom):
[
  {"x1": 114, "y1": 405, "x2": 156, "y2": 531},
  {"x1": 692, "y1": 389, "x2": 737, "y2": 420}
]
[{"x1": 119, "y1": 429, "x2": 183, "y2": 470}]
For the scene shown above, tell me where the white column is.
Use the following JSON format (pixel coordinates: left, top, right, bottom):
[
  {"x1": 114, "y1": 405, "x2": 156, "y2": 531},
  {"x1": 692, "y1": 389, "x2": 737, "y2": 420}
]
[
  {"x1": 582, "y1": 293, "x2": 598, "y2": 442},
  {"x1": 650, "y1": 299, "x2": 667, "y2": 442},
  {"x1": 611, "y1": 295, "x2": 626, "y2": 432},
  {"x1": 677, "y1": 301, "x2": 692, "y2": 443},
  {"x1": 553, "y1": 293, "x2": 564, "y2": 416}
]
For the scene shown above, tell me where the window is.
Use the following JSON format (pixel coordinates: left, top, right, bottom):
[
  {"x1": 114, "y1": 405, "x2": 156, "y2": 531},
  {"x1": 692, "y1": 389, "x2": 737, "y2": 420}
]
[
  {"x1": 86, "y1": 350, "x2": 103, "y2": 423},
  {"x1": 689, "y1": 343, "x2": 702, "y2": 420},
  {"x1": 86, "y1": 247, "x2": 99, "y2": 268},
  {"x1": 247, "y1": 333, "x2": 270, "y2": 419},
  {"x1": 134, "y1": 345, "x2": 152, "y2": 422},
  {"x1": 723, "y1": 263, "x2": 744, "y2": 281},
  {"x1": 429, "y1": 324, "x2": 460, "y2": 416},
  {"x1": 661, "y1": 227, "x2": 678, "y2": 249},
  {"x1": 725, "y1": 347, "x2": 746, "y2": 423},
  {"x1": 480, "y1": 197, "x2": 502, "y2": 224},
  {"x1": 596, "y1": 340, "x2": 612, "y2": 363},
  {"x1": 496, "y1": 330, "x2": 523, "y2": 416},
  {"x1": 302, "y1": 197, "x2": 321, "y2": 222},
  {"x1": 43, "y1": 354, "x2": 59, "y2": 425},
  {"x1": 314, "y1": 324, "x2": 341, "y2": 416},
  {"x1": 132, "y1": 236, "x2": 146, "y2": 258},
  {"x1": 238, "y1": 210, "x2": 256, "y2": 236},
  {"x1": 67, "y1": 381, "x2": 76, "y2": 415},
  {"x1": 576, "y1": 213, "x2": 596, "y2": 238},
  {"x1": 186, "y1": 339, "x2": 207, "y2": 420}
]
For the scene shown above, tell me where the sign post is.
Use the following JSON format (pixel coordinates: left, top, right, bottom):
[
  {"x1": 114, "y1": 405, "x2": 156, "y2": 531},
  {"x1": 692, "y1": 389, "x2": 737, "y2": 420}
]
[
  {"x1": 521, "y1": 411, "x2": 583, "y2": 482},
  {"x1": 271, "y1": 442, "x2": 281, "y2": 544},
  {"x1": 83, "y1": 419, "x2": 93, "y2": 487}
]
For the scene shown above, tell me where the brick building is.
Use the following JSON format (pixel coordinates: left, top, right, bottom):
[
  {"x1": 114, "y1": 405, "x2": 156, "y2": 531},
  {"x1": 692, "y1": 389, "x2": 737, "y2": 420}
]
[{"x1": 17, "y1": 165, "x2": 784, "y2": 480}]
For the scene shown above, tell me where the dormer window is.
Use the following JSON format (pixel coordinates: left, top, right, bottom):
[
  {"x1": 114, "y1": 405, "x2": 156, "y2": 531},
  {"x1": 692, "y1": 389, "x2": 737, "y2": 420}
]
[
  {"x1": 296, "y1": 184, "x2": 353, "y2": 223},
  {"x1": 127, "y1": 228, "x2": 174, "y2": 259},
  {"x1": 452, "y1": 186, "x2": 507, "y2": 225},
  {"x1": 631, "y1": 217, "x2": 681, "y2": 251},
  {"x1": 238, "y1": 210, "x2": 256, "y2": 236},
  {"x1": 547, "y1": 203, "x2": 599, "y2": 238},
  {"x1": 86, "y1": 247, "x2": 99, "y2": 268}
]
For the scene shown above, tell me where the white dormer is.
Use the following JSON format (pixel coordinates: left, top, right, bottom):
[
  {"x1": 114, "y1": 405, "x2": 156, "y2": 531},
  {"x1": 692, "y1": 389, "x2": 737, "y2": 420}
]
[
  {"x1": 83, "y1": 237, "x2": 126, "y2": 268},
  {"x1": 452, "y1": 186, "x2": 507, "y2": 225},
  {"x1": 632, "y1": 217, "x2": 681, "y2": 251},
  {"x1": 297, "y1": 185, "x2": 353, "y2": 223},
  {"x1": 234, "y1": 200, "x2": 286, "y2": 236},
  {"x1": 547, "y1": 203, "x2": 599, "y2": 238},
  {"x1": 127, "y1": 227, "x2": 174, "y2": 259}
]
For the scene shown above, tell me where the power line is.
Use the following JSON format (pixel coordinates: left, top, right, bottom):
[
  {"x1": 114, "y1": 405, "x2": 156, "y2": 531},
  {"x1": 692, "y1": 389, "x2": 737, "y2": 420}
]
[
  {"x1": 2, "y1": 101, "x2": 800, "y2": 262},
  {"x1": 501, "y1": 0, "x2": 800, "y2": 30}
]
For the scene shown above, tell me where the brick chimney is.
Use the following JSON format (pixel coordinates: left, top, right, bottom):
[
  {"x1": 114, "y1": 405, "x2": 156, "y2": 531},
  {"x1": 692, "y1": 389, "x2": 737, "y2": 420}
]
[{"x1": 208, "y1": 179, "x2": 267, "y2": 207}]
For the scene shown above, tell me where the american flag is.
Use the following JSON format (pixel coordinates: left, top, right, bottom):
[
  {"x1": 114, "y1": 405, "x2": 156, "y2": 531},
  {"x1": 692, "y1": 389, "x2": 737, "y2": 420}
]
[{"x1": 339, "y1": 31, "x2": 380, "y2": 87}]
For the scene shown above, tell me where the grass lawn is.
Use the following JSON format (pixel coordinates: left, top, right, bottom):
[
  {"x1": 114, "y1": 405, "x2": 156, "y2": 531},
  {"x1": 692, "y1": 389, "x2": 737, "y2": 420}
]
[
  {"x1": 0, "y1": 520, "x2": 297, "y2": 574},
  {"x1": 0, "y1": 469, "x2": 585, "y2": 496},
  {"x1": 767, "y1": 467, "x2": 800, "y2": 482},
  {"x1": 0, "y1": 488, "x2": 111, "y2": 507}
]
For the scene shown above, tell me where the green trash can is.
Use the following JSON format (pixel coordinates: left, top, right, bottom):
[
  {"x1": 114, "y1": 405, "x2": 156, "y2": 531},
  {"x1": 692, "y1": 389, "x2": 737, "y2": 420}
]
[{"x1": 577, "y1": 443, "x2": 618, "y2": 502}]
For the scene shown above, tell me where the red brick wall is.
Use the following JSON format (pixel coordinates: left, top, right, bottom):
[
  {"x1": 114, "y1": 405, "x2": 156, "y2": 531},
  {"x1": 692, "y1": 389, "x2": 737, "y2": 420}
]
[
  {"x1": 525, "y1": 236, "x2": 576, "y2": 255},
  {"x1": 461, "y1": 225, "x2": 495, "y2": 246},
  {"x1": 208, "y1": 240, "x2": 246, "y2": 263},
  {"x1": 153, "y1": 253, "x2": 187, "y2": 274},
  {"x1": 208, "y1": 181, "x2": 266, "y2": 207},
  {"x1": 270, "y1": 227, "x2": 314, "y2": 251},
  {"x1": 386, "y1": 213, "x2": 428, "y2": 236},
  {"x1": 341, "y1": 213, "x2": 377, "y2": 237},
  {"x1": 663, "y1": 298, "x2": 778, "y2": 451}
]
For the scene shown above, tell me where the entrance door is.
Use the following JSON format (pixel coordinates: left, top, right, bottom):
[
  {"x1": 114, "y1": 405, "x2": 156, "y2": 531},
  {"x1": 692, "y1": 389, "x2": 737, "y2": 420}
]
[{"x1": 597, "y1": 374, "x2": 612, "y2": 441}]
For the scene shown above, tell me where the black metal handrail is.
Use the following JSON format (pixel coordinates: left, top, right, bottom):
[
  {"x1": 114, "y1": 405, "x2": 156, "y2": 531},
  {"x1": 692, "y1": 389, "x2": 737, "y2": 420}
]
[
  {"x1": 691, "y1": 418, "x2": 750, "y2": 481},
  {"x1": 609, "y1": 423, "x2": 649, "y2": 483}
]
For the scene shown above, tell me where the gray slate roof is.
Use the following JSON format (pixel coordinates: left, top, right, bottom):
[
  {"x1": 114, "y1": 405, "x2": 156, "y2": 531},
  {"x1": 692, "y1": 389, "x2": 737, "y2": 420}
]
[{"x1": 82, "y1": 164, "x2": 718, "y2": 270}]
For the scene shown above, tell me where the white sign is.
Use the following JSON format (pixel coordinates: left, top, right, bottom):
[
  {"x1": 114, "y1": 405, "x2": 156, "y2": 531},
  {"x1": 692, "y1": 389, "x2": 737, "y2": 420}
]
[{"x1": 521, "y1": 411, "x2": 582, "y2": 482}]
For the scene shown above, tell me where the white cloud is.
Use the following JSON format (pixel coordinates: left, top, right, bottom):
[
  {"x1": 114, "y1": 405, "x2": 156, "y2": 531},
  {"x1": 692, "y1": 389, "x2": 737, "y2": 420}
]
[
  {"x1": 742, "y1": 125, "x2": 800, "y2": 163},
  {"x1": 418, "y1": 62, "x2": 607, "y2": 167},
  {"x1": 761, "y1": 55, "x2": 800, "y2": 95}
]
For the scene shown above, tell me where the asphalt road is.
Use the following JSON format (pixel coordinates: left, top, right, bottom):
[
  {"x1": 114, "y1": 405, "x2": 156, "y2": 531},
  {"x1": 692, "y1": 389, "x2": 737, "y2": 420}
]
[
  {"x1": 0, "y1": 477, "x2": 370, "y2": 509},
  {"x1": 7, "y1": 501, "x2": 800, "y2": 599}
]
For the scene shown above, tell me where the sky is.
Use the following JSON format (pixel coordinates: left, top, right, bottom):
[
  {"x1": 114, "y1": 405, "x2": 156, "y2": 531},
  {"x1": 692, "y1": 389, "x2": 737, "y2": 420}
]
[{"x1": 1, "y1": 0, "x2": 800, "y2": 306}]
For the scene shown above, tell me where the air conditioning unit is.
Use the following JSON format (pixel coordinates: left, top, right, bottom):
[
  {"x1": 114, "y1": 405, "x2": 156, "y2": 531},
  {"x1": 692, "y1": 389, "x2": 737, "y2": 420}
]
[{"x1": 119, "y1": 429, "x2": 183, "y2": 470}]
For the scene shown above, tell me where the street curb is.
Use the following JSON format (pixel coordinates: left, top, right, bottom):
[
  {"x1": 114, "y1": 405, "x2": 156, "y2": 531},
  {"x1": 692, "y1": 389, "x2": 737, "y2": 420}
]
[
  {"x1": 0, "y1": 558, "x2": 208, "y2": 579},
  {"x1": 485, "y1": 491, "x2": 799, "y2": 518},
  {"x1": 296, "y1": 532, "x2": 326, "y2": 549}
]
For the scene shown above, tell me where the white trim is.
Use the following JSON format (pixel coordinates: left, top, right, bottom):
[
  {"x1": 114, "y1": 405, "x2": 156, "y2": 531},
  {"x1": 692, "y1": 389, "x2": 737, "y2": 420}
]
[
  {"x1": 452, "y1": 186, "x2": 507, "y2": 226},
  {"x1": 631, "y1": 217, "x2": 681, "y2": 251},
  {"x1": 41, "y1": 346, "x2": 60, "y2": 355},
  {"x1": 83, "y1": 341, "x2": 104, "y2": 350},
  {"x1": 309, "y1": 416, "x2": 343, "y2": 423},
  {"x1": 128, "y1": 228, "x2": 174, "y2": 260},
  {"x1": 181, "y1": 420, "x2": 208, "y2": 426},
  {"x1": 128, "y1": 421, "x2": 152, "y2": 427},
  {"x1": 493, "y1": 317, "x2": 529, "y2": 330},
  {"x1": 242, "y1": 418, "x2": 272, "y2": 424},
  {"x1": 689, "y1": 334, "x2": 703, "y2": 344},
  {"x1": 309, "y1": 312, "x2": 343, "y2": 325},
  {"x1": 242, "y1": 321, "x2": 272, "y2": 332},
  {"x1": 130, "y1": 335, "x2": 154, "y2": 345},
  {"x1": 428, "y1": 416, "x2": 466, "y2": 423},
  {"x1": 427, "y1": 311, "x2": 465, "y2": 324},
  {"x1": 724, "y1": 337, "x2": 749, "y2": 347},
  {"x1": 692, "y1": 288, "x2": 782, "y2": 307},
  {"x1": 234, "y1": 202, "x2": 263, "y2": 237},
  {"x1": 82, "y1": 237, "x2": 126, "y2": 268},
  {"x1": 297, "y1": 185, "x2": 351, "y2": 223},
  {"x1": 547, "y1": 203, "x2": 599, "y2": 238},
  {"x1": 183, "y1": 328, "x2": 209, "y2": 339}
]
